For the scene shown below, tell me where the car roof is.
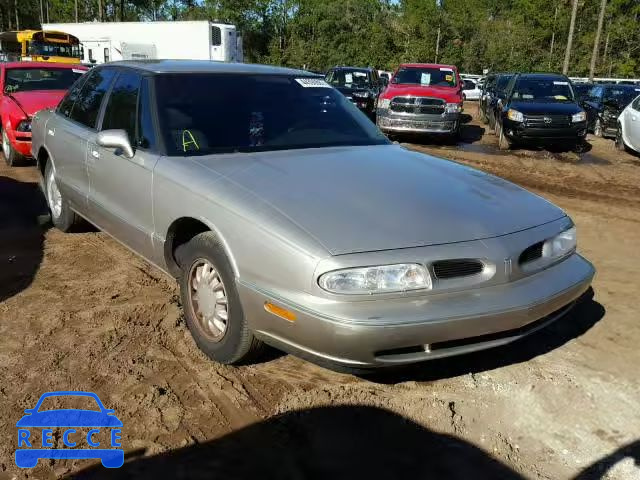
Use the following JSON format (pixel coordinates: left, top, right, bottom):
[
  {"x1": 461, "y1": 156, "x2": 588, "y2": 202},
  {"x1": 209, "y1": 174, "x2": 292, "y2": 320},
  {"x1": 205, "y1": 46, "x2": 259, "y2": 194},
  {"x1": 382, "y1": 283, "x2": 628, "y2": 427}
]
[
  {"x1": 329, "y1": 66, "x2": 373, "y2": 72},
  {"x1": 2, "y1": 61, "x2": 87, "y2": 69},
  {"x1": 100, "y1": 60, "x2": 312, "y2": 76},
  {"x1": 399, "y1": 63, "x2": 457, "y2": 70},
  {"x1": 516, "y1": 73, "x2": 569, "y2": 80}
]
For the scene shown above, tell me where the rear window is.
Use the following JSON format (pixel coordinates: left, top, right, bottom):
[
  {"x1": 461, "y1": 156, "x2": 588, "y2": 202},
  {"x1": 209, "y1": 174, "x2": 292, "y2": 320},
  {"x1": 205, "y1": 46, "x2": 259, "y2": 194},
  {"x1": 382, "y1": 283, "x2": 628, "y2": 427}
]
[
  {"x1": 392, "y1": 67, "x2": 457, "y2": 87},
  {"x1": 154, "y1": 73, "x2": 388, "y2": 156},
  {"x1": 4, "y1": 67, "x2": 85, "y2": 93}
]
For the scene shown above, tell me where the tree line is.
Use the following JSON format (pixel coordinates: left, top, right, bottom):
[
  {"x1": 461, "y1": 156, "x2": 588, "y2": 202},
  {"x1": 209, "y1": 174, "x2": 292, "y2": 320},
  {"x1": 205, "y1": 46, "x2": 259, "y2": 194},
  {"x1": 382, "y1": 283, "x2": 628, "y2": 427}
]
[{"x1": 0, "y1": 0, "x2": 638, "y2": 77}]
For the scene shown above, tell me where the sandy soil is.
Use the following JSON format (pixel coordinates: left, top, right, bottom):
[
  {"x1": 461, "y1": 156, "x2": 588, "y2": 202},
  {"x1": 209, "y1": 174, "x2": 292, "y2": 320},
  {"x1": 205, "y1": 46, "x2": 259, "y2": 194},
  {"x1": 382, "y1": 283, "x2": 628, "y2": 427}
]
[{"x1": 1, "y1": 105, "x2": 639, "y2": 479}]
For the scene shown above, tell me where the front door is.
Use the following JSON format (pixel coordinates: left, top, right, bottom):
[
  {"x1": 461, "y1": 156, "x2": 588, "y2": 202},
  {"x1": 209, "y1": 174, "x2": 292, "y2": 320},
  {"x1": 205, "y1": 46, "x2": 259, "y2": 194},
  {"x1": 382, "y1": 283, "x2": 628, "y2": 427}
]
[
  {"x1": 624, "y1": 97, "x2": 640, "y2": 152},
  {"x1": 88, "y1": 71, "x2": 159, "y2": 260}
]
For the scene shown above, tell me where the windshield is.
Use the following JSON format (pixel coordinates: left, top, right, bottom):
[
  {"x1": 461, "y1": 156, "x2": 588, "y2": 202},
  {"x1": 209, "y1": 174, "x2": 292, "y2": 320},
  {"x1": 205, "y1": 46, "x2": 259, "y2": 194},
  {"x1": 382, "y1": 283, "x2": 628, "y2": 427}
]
[
  {"x1": 604, "y1": 87, "x2": 640, "y2": 106},
  {"x1": 28, "y1": 41, "x2": 82, "y2": 58},
  {"x1": 155, "y1": 74, "x2": 389, "y2": 156},
  {"x1": 326, "y1": 69, "x2": 371, "y2": 88},
  {"x1": 511, "y1": 77, "x2": 575, "y2": 102},
  {"x1": 4, "y1": 68, "x2": 85, "y2": 93},
  {"x1": 495, "y1": 75, "x2": 513, "y2": 91},
  {"x1": 392, "y1": 67, "x2": 457, "y2": 87}
]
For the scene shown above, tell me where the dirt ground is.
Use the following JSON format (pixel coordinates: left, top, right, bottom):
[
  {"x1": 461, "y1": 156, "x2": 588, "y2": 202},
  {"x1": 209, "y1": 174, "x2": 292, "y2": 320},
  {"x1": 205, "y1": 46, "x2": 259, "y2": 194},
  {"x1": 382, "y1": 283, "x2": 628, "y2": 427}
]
[{"x1": 1, "y1": 104, "x2": 639, "y2": 479}]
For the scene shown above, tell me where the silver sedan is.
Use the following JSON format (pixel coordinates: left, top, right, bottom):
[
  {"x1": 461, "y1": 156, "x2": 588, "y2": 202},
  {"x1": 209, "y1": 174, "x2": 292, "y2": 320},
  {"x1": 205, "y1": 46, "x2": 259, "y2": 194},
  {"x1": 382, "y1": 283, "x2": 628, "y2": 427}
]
[{"x1": 31, "y1": 60, "x2": 594, "y2": 370}]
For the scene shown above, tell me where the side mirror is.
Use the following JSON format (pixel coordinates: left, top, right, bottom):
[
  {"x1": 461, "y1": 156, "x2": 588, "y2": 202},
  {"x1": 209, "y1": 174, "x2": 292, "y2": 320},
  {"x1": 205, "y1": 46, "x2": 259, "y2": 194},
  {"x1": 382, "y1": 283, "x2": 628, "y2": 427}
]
[
  {"x1": 97, "y1": 129, "x2": 134, "y2": 158},
  {"x1": 379, "y1": 77, "x2": 389, "y2": 88}
]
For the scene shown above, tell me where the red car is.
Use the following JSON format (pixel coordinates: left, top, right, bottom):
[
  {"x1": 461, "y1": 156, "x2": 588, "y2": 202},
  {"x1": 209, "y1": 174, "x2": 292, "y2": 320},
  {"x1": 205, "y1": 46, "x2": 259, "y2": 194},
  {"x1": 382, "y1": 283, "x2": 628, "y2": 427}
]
[
  {"x1": 1, "y1": 61, "x2": 88, "y2": 166},
  {"x1": 376, "y1": 63, "x2": 464, "y2": 138}
]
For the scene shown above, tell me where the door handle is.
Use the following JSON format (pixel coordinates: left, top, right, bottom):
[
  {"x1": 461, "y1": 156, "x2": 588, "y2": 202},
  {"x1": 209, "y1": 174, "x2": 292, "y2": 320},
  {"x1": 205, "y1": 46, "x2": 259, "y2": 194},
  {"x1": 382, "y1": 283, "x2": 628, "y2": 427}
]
[{"x1": 90, "y1": 149, "x2": 100, "y2": 159}]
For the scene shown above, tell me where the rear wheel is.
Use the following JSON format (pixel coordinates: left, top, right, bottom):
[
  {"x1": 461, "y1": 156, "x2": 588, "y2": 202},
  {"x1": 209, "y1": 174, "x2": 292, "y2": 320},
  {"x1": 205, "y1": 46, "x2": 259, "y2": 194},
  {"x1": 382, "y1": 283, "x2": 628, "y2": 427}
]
[
  {"x1": 594, "y1": 118, "x2": 603, "y2": 138},
  {"x1": 2, "y1": 129, "x2": 22, "y2": 166},
  {"x1": 44, "y1": 161, "x2": 78, "y2": 232},
  {"x1": 176, "y1": 232, "x2": 264, "y2": 364},
  {"x1": 478, "y1": 104, "x2": 488, "y2": 124}
]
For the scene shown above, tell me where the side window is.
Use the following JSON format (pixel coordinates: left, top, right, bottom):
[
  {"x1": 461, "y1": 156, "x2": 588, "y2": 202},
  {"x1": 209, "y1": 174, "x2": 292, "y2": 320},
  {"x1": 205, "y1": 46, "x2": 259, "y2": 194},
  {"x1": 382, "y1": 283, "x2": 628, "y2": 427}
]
[
  {"x1": 211, "y1": 27, "x2": 222, "y2": 46},
  {"x1": 101, "y1": 71, "x2": 141, "y2": 144},
  {"x1": 58, "y1": 73, "x2": 89, "y2": 118},
  {"x1": 325, "y1": 70, "x2": 335, "y2": 83},
  {"x1": 137, "y1": 77, "x2": 156, "y2": 150},
  {"x1": 69, "y1": 68, "x2": 117, "y2": 128},
  {"x1": 632, "y1": 96, "x2": 640, "y2": 111}
]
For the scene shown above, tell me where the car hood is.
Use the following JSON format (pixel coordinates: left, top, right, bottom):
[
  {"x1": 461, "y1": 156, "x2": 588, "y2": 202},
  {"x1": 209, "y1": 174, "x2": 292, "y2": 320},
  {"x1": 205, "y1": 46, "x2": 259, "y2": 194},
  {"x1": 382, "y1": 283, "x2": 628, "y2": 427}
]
[
  {"x1": 16, "y1": 409, "x2": 123, "y2": 427},
  {"x1": 384, "y1": 84, "x2": 461, "y2": 102},
  {"x1": 508, "y1": 101, "x2": 583, "y2": 115},
  {"x1": 195, "y1": 145, "x2": 565, "y2": 255},
  {"x1": 7, "y1": 90, "x2": 67, "y2": 117}
]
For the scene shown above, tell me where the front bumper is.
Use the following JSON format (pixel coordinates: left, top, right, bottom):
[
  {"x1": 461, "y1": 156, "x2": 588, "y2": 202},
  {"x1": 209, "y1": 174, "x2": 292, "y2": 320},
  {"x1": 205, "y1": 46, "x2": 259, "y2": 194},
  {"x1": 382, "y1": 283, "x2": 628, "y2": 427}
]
[
  {"x1": 7, "y1": 129, "x2": 32, "y2": 156},
  {"x1": 240, "y1": 253, "x2": 594, "y2": 369},
  {"x1": 503, "y1": 119, "x2": 587, "y2": 141},
  {"x1": 377, "y1": 109, "x2": 460, "y2": 134}
]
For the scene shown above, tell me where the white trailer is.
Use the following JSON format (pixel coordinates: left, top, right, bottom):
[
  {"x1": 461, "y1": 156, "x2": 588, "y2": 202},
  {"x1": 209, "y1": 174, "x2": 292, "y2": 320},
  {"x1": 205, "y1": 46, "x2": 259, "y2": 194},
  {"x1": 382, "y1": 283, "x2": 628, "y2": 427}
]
[{"x1": 43, "y1": 21, "x2": 242, "y2": 65}]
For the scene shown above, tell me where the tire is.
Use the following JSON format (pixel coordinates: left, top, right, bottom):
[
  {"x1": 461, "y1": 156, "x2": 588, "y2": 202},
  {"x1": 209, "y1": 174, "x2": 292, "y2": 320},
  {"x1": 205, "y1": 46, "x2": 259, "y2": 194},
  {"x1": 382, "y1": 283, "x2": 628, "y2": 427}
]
[
  {"x1": 44, "y1": 160, "x2": 78, "y2": 232},
  {"x1": 2, "y1": 128, "x2": 23, "y2": 166},
  {"x1": 176, "y1": 232, "x2": 264, "y2": 365},
  {"x1": 615, "y1": 126, "x2": 626, "y2": 151},
  {"x1": 574, "y1": 139, "x2": 588, "y2": 153},
  {"x1": 479, "y1": 104, "x2": 488, "y2": 124},
  {"x1": 594, "y1": 118, "x2": 603, "y2": 138},
  {"x1": 488, "y1": 112, "x2": 496, "y2": 132},
  {"x1": 497, "y1": 122, "x2": 511, "y2": 150}
]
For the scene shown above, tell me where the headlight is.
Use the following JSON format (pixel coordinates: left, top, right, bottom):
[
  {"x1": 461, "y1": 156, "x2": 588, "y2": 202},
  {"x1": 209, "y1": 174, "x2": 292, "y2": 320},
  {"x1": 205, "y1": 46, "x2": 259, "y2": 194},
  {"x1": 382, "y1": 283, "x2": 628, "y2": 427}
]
[
  {"x1": 378, "y1": 98, "x2": 391, "y2": 109},
  {"x1": 572, "y1": 111, "x2": 586, "y2": 123},
  {"x1": 352, "y1": 91, "x2": 369, "y2": 98},
  {"x1": 543, "y1": 226, "x2": 577, "y2": 262},
  {"x1": 17, "y1": 120, "x2": 31, "y2": 132},
  {"x1": 318, "y1": 263, "x2": 432, "y2": 294},
  {"x1": 507, "y1": 109, "x2": 524, "y2": 122},
  {"x1": 445, "y1": 103, "x2": 461, "y2": 114}
]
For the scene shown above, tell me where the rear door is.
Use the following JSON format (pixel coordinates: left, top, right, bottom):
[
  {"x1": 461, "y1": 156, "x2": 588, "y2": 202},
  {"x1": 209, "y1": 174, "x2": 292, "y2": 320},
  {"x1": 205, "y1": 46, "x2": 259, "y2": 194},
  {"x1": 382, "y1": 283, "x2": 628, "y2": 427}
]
[
  {"x1": 50, "y1": 68, "x2": 116, "y2": 214},
  {"x1": 87, "y1": 70, "x2": 159, "y2": 260}
]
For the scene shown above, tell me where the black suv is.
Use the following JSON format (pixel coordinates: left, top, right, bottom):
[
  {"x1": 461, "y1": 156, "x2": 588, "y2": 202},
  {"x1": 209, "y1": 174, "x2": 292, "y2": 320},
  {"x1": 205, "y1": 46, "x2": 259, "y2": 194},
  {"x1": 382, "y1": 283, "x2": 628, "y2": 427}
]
[
  {"x1": 494, "y1": 73, "x2": 587, "y2": 150},
  {"x1": 581, "y1": 83, "x2": 640, "y2": 137},
  {"x1": 325, "y1": 66, "x2": 386, "y2": 118},
  {"x1": 478, "y1": 73, "x2": 513, "y2": 130}
]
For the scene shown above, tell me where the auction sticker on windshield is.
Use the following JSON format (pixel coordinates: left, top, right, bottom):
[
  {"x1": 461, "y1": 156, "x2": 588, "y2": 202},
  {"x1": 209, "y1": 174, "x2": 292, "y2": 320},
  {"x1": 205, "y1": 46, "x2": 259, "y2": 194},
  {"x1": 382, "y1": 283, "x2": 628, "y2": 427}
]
[
  {"x1": 295, "y1": 78, "x2": 331, "y2": 88},
  {"x1": 15, "y1": 391, "x2": 124, "y2": 469}
]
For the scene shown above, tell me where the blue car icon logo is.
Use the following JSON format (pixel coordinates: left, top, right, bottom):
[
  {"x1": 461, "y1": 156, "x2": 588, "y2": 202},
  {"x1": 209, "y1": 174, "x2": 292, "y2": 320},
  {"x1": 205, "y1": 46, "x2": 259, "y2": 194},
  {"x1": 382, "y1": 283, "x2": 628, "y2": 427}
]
[{"x1": 15, "y1": 391, "x2": 123, "y2": 468}]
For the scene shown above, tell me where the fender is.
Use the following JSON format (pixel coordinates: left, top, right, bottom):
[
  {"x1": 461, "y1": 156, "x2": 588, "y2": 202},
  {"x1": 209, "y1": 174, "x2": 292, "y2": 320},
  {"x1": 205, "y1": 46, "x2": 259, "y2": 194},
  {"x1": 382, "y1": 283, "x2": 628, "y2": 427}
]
[{"x1": 6, "y1": 93, "x2": 30, "y2": 120}]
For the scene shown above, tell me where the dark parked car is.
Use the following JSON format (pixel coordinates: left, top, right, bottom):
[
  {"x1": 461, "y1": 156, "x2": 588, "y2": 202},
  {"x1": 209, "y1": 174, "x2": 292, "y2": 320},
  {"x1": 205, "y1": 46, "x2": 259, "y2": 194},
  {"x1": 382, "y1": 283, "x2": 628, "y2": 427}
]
[
  {"x1": 325, "y1": 66, "x2": 385, "y2": 118},
  {"x1": 581, "y1": 83, "x2": 640, "y2": 137},
  {"x1": 572, "y1": 82, "x2": 593, "y2": 103},
  {"x1": 494, "y1": 73, "x2": 587, "y2": 150},
  {"x1": 478, "y1": 73, "x2": 513, "y2": 130}
]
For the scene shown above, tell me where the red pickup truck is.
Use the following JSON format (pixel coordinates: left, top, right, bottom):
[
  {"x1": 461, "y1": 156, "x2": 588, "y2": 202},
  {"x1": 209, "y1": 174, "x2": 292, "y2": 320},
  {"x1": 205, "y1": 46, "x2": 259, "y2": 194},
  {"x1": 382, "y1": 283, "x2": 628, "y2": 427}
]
[{"x1": 376, "y1": 63, "x2": 463, "y2": 138}]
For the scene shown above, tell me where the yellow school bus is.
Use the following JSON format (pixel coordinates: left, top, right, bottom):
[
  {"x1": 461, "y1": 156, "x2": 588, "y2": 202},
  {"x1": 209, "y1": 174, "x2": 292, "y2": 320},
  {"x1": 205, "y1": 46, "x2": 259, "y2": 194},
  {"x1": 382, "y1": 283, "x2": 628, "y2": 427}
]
[{"x1": 0, "y1": 30, "x2": 83, "y2": 63}]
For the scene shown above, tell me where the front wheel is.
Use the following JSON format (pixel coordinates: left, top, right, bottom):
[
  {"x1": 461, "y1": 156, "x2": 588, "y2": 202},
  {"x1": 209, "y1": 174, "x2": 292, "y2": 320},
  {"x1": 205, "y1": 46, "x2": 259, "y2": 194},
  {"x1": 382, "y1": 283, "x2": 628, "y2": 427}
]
[
  {"x1": 2, "y1": 129, "x2": 22, "y2": 166},
  {"x1": 594, "y1": 118, "x2": 603, "y2": 138},
  {"x1": 44, "y1": 161, "x2": 78, "y2": 231},
  {"x1": 615, "y1": 126, "x2": 626, "y2": 151},
  {"x1": 176, "y1": 232, "x2": 264, "y2": 365},
  {"x1": 497, "y1": 122, "x2": 512, "y2": 150}
]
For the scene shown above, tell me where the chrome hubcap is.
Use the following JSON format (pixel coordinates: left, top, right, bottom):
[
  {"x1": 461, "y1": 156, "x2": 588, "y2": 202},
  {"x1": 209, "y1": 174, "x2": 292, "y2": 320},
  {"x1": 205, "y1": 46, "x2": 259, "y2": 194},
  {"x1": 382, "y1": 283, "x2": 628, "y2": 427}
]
[
  {"x1": 188, "y1": 260, "x2": 229, "y2": 341},
  {"x1": 47, "y1": 169, "x2": 62, "y2": 219}
]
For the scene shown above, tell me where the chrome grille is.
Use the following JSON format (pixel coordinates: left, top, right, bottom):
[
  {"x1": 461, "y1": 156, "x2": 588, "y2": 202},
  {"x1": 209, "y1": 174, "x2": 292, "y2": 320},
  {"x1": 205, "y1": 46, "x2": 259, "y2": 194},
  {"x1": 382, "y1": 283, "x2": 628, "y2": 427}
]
[
  {"x1": 390, "y1": 97, "x2": 445, "y2": 115},
  {"x1": 519, "y1": 241, "x2": 544, "y2": 264},
  {"x1": 525, "y1": 114, "x2": 571, "y2": 128},
  {"x1": 432, "y1": 259, "x2": 484, "y2": 279}
]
